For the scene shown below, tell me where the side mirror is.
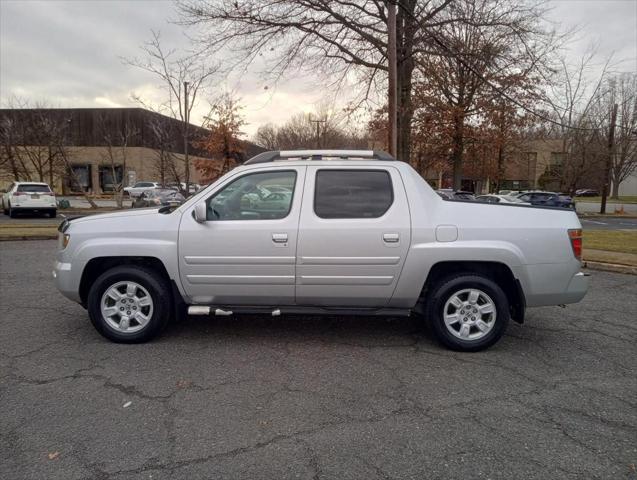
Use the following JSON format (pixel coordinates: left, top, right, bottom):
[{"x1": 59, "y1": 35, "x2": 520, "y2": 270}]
[{"x1": 193, "y1": 202, "x2": 207, "y2": 223}]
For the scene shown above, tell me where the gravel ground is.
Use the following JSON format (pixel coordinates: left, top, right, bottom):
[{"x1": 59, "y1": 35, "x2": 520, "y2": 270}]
[{"x1": 1, "y1": 240, "x2": 636, "y2": 480}]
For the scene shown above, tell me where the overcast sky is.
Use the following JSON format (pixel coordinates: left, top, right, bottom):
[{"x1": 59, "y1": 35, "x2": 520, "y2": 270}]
[{"x1": 1, "y1": 0, "x2": 635, "y2": 137}]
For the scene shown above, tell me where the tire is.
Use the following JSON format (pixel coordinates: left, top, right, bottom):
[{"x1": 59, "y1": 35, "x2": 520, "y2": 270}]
[
  {"x1": 8, "y1": 204, "x2": 17, "y2": 218},
  {"x1": 424, "y1": 274, "x2": 509, "y2": 352},
  {"x1": 87, "y1": 265, "x2": 172, "y2": 343},
  {"x1": 48, "y1": 209, "x2": 57, "y2": 218}
]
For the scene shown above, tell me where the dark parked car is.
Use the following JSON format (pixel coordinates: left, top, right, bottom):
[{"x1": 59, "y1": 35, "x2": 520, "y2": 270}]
[
  {"x1": 517, "y1": 191, "x2": 574, "y2": 209},
  {"x1": 575, "y1": 189, "x2": 599, "y2": 197},
  {"x1": 436, "y1": 189, "x2": 476, "y2": 201},
  {"x1": 133, "y1": 189, "x2": 185, "y2": 209}
]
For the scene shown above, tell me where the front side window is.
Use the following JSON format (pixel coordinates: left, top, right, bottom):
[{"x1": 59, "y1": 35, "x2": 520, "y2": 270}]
[
  {"x1": 206, "y1": 170, "x2": 296, "y2": 221},
  {"x1": 314, "y1": 170, "x2": 393, "y2": 219}
]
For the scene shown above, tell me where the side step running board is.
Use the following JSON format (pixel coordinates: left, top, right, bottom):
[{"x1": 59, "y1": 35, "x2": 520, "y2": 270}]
[
  {"x1": 188, "y1": 306, "x2": 233, "y2": 316},
  {"x1": 187, "y1": 305, "x2": 411, "y2": 317}
]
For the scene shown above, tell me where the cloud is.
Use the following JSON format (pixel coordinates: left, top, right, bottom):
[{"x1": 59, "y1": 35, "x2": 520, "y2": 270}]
[{"x1": 1, "y1": 0, "x2": 635, "y2": 140}]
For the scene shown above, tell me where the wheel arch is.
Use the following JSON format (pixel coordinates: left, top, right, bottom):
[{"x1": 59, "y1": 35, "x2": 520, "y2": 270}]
[
  {"x1": 421, "y1": 261, "x2": 525, "y2": 323},
  {"x1": 79, "y1": 257, "x2": 183, "y2": 314}
]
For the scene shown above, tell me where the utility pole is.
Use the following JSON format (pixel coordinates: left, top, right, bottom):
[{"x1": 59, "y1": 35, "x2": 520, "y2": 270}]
[
  {"x1": 387, "y1": 1, "x2": 398, "y2": 158},
  {"x1": 183, "y1": 81, "x2": 190, "y2": 193},
  {"x1": 600, "y1": 103, "x2": 618, "y2": 214},
  {"x1": 309, "y1": 116, "x2": 326, "y2": 149}
]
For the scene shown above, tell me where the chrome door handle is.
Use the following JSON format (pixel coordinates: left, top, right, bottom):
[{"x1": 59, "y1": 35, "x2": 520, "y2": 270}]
[
  {"x1": 272, "y1": 233, "x2": 288, "y2": 243},
  {"x1": 383, "y1": 233, "x2": 400, "y2": 243}
]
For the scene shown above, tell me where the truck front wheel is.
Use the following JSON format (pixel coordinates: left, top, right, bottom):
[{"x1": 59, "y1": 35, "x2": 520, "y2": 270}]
[
  {"x1": 424, "y1": 274, "x2": 510, "y2": 352},
  {"x1": 87, "y1": 265, "x2": 172, "y2": 343}
]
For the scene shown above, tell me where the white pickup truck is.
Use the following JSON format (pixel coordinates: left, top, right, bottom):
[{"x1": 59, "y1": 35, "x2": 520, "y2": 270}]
[{"x1": 53, "y1": 150, "x2": 589, "y2": 351}]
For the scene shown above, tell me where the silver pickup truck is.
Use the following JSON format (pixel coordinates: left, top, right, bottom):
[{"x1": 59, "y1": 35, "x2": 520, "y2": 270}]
[{"x1": 53, "y1": 150, "x2": 589, "y2": 351}]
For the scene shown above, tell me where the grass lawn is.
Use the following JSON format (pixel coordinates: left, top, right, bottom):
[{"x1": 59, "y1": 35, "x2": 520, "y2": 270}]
[
  {"x1": 0, "y1": 224, "x2": 58, "y2": 239},
  {"x1": 577, "y1": 196, "x2": 637, "y2": 204},
  {"x1": 583, "y1": 230, "x2": 637, "y2": 255}
]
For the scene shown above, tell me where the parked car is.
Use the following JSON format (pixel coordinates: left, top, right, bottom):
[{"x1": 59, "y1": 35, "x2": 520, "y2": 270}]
[
  {"x1": 133, "y1": 189, "x2": 185, "y2": 208},
  {"x1": 517, "y1": 191, "x2": 574, "y2": 209},
  {"x1": 476, "y1": 194, "x2": 530, "y2": 205},
  {"x1": 436, "y1": 189, "x2": 476, "y2": 201},
  {"x1": 2, "y1": 181, "x2": 57, "y2": 218},
  {"x1": 123, "y1": 181, "x2": 161, "y2": 198},
  {"x1": 166, "y1": 182, "x2": 201, "y2": 195},
  {"x1": 54, "y1": 150, "x2": 588, "y2": 352},
  {"x1": 575, "y1": 189, "x2": 599, "y2": 197}
]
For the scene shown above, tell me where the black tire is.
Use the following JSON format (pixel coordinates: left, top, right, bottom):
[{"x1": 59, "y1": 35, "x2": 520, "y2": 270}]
[
  {"x1": 87, "y1": 265, "x2": 172, "y2": 343},
  {"x1": 424, "y1": 274, "x2": 509, "y2": 352},
  {"x1": 48, "y1": 209, "x2": 57, "y2": 218},
  {"x1": 8, "y1": 204, "x2": 17, "y2": 218}
]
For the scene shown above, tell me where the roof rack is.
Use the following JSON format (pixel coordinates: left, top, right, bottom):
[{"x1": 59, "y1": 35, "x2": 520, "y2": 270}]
[{"x1": 243, "y1": 150, "x2": 395, "y2": 165}]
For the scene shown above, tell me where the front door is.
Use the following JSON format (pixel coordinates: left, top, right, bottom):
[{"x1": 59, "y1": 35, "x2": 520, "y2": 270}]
[
  {"x1": 296, "y1": 166, "x2": 411, "y2": 307},
  {"x1": 179, "y1": 167, "x2": 305, "y2": 305}
]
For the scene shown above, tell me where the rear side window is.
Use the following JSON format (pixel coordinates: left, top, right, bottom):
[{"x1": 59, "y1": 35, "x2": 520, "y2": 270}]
[
  {"x1": 17, "y1": 184, "x2": 51, "y2": 193},
  {"x1": 314, "y1": 170, "x2": 393, "y2": 219}
]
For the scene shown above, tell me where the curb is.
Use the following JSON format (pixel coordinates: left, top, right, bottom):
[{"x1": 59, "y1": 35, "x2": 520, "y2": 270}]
[
  {"x1": 584, "y1": 261, "x2": 637, "y2": 275},
  {"x1": 578, "y1": 215, "x2": 637, "y2": 220}
]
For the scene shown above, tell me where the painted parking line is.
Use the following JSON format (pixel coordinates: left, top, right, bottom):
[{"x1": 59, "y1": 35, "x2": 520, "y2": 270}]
[{"x1": 582, "y1": 220, "x2": 608, "y2": 225}]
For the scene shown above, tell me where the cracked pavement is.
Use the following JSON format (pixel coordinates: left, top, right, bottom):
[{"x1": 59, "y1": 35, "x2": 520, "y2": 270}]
[{"x1": 1, "y1": 240, "x2": 636, "y2": 479}]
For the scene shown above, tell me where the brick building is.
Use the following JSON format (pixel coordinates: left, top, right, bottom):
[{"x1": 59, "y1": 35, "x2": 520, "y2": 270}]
[{"x1": 0, "y1": 108, "x2": 265, "y2": 194}]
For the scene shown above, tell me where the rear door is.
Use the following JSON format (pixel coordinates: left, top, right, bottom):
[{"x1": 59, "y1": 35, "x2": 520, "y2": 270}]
[{"x1": 296, "y1": 166, "x2": 411, "y2": 307}]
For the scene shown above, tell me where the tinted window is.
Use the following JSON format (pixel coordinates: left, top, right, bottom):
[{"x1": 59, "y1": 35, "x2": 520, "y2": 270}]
[
  {"x1": 17, "y1": 184, "x2": 51, "y2": 193},
  {"x1": 207, "y1": 170, "x2": 296, "y2": 220},
  {"x1": 314, "y1": 170, "x2": 393, "y2": 219}
]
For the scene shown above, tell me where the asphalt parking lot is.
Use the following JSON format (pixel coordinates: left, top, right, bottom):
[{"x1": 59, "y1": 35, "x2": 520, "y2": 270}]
[{"x1": 1, "y1": 240, "x2": 636, "y2": 480}]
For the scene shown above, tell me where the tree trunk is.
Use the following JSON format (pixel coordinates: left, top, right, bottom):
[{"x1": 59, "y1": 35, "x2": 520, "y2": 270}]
[
  {"x1": 495, "y1": 145, "x2": 504, "y2": 193},
  {"x1": 611, "y1": 173, "x2": 621, "y2": 199},
  {"x1": 48, "y1": 145, "x2": 54, "y2": 189},
  {"x1": 396, "y1": 0, "x2": 416, "y2": 164},
  {"x1": 451, "y1": 111, "x2": 465, "y2": 190}
]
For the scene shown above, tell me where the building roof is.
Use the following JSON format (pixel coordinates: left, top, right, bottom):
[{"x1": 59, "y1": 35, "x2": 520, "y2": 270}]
[{"x1": 0, "y1": 107, "x2": 265, "y2": 160}]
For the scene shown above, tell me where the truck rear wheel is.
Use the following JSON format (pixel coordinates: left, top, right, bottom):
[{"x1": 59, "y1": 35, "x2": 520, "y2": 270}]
[
  {"x1": 87, "y1": 265, "x2": 172, "y2": 343},
  {"x1": 424, "y1": 274, "x2": 509, "y2": 352}
]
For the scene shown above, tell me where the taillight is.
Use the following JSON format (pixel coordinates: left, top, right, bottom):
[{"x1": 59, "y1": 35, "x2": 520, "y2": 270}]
[
  {"x1": 13, "y1": 192, "x2": 25, "y2": 196},
  {"x1": 568, "y1": 229, "x2": 582, "y2": 261}
]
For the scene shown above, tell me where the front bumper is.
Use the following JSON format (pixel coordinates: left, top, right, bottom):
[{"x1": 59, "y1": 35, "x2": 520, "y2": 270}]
[
  {"x1": 52, "y1": 260, "x2": 81, "y2": 303},
  {"x1": 11, "y1": 205, "x2": 56, "y2": 211}
]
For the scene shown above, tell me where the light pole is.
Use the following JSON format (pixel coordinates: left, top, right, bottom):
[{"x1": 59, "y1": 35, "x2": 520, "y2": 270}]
[
  {"x1": 309, "y1": 116, "x2": 326, "y2": 149},
  {"x1": 387, "y1": 1, "x2": 397, "y2": 158},
  {"x1": 183, "y1": 81, "x2": 190, "y2": 193}
]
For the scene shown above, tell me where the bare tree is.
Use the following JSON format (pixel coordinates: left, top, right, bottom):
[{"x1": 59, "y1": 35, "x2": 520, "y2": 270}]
[
  {"x1": 0, "y1": 113, "x2": 30, "y2": 182},
  {"x1": 124, "y1": 30, "x2": 218, "y2": 188},
  {"x1": 608, "y1": 74, "x2": 637, "y2": 198},
  {"x1": 147, "y1": 115, "x2": 180, "y2": 186},
  {"x1": 542, "y1": 50, "x2": 615, "y2": 193},
  {"x1": 177, "y1": 0, "x2": 463, "y2": 164},
  {"x1": 254, "y1": 105, "x2": 368, "y2": 150},
  {"x1": 98, "y1": 114, "x2": 140, "y2": 208}
]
